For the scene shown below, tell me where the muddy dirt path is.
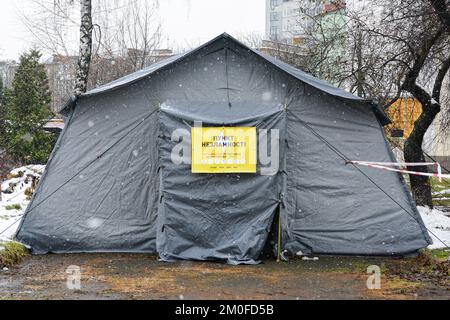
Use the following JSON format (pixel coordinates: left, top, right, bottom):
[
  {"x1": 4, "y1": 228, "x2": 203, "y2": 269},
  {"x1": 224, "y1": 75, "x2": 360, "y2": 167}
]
[{"x1": 0, "y1": 254, "x2": 448, "y2": 300}]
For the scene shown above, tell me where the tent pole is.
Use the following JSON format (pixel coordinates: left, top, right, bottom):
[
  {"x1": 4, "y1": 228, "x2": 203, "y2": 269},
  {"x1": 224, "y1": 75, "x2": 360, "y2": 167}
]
[{"x1": 277, "y1": 211, "x2": 282, "y2": 263}]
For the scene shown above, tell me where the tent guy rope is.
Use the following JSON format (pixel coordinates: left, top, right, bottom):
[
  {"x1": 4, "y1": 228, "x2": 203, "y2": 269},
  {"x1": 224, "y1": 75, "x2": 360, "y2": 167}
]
[{"x1": 347, "y1": 161, "x2": 448, "y2": 182}]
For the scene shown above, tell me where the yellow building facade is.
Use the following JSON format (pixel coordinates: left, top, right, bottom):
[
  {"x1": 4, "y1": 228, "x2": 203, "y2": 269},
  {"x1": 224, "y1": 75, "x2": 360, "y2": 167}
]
[{"x1": 385, "y1": 98, "x2": 422, "y2": 138}]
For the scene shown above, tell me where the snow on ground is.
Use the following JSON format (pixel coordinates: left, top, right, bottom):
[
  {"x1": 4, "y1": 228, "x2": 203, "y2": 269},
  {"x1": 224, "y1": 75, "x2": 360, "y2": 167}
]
[
  {"x1": 433, "y1": 189, "x2": 450, "y2": 196},
  {"x1": 0, "y1": 166, "x2": 449, "y2": 251},
  {"x1": 0, "y1": 165, "x2": 45, "y2": 243},
  {"x1": 418, "y1": 206, "x2": 450, "y2": 249}
]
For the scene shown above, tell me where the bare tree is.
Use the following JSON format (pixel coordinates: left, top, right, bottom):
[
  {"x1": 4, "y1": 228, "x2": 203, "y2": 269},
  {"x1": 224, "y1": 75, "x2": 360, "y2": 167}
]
[
  {"x1": 266, "y1": 2, "x2": 392, "y2": 98},
  {"x1": 269, "y1": 1, "x2": 450, "y2": 206},
  {"x1": 88, "y1": 0, "x2": 163, "y2": 87},
  {"x1": 21, "y1": 0, "x2": 79, "y2": 56},
  {"x1": 332, "y1": 0, "x2": 450, "y2": 207},
  {"x1": 236, "y1": 32, "x2": 264, "y2": 50},
  {"x1": 370, "y1": 0, "x2": 450, "y2": 207},
  {"x1": 21, "y1": 0, "x2": 163, "y2": 108},
  {"x1": 238, "y1": 32, "x2": 310, "y2": 68},
  {"x1": 429, "y1": 0, "x2": 450, "y2": 169},
  {"x1": 292, "y1": 2, "x2": 350, "y2": 87},
  {"x1": 288, "y1": 2, "x2": 406, "y2": 101},
  {"x1": 74, "y1": 0, "x2": 93, "y2": 95}
]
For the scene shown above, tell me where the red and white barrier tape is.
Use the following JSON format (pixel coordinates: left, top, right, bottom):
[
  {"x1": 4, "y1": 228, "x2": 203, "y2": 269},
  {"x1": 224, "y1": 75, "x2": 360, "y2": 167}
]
[{"x1": 347, "y1": 161, "x2": 449, "y2": 182}]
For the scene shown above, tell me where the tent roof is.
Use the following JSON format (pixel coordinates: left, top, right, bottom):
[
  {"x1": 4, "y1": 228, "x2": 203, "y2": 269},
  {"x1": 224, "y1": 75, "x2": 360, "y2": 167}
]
[
  {"x1": 81, "y1": 33, "x2": 363, "y2": 101},
  {"x1": 62, "y1": 33, "x2": 391, "y2": 124}
]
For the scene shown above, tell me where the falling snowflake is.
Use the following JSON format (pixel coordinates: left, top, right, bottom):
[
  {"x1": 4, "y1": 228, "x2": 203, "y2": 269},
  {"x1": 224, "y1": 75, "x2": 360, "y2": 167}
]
[
  {"x1": 262, "y1": 91, "x2": 272, "y2": 101},
  {"x1": 86, "y1": 217, "x2": 104, "y2": 229}
]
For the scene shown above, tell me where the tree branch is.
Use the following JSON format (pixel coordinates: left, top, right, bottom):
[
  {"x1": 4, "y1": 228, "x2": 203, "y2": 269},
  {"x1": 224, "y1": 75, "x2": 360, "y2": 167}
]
[
  {"x1": 432, "y1": 54, "x2": 450, "y2": 101},
  {"x1": 402, "y1": 27, "x2": 445, "y2": 91},
  {"x1": 430, "y1": 0, "x2": 450, "y2": 28}
]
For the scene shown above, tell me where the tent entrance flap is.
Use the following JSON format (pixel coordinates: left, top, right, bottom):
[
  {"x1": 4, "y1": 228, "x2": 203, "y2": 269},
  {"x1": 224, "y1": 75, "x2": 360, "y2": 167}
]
[{"x1": 156, "y1": 106, "x2": 286, "y2": 264}]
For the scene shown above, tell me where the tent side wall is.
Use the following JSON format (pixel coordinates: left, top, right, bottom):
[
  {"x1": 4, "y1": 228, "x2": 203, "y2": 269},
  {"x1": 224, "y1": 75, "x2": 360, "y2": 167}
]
[
  {"x1": 283, "y1": 85, "x2": 432, "y2": 255},
  {"x1": 16, "y1": 85, "x2": 161, "y2": 254}
]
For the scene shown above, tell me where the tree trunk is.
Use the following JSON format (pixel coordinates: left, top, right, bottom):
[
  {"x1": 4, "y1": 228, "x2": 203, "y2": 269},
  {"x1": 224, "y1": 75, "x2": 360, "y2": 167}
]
[
  {"x1": 403, "y1": 51, "x2": 450, "y2": 208},
  {"x1": 404, "y1": 138, "x2": 434, "y2": 208},
  {"x1": 74, "y1": 0, "x2": 93, "y2": 95},
  {"x1": 404, "y1": 99, "x2": 440, "y2": 208},
  {"x1": 398, "y1": 16, "x2": 448, "y2": 208},
  {"x1": 355, "y1": 25, "x2": 365, "y2": 98}
]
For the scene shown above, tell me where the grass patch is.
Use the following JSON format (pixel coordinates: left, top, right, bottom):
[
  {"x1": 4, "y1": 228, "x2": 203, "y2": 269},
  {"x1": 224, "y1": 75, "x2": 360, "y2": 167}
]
[
  {"x1": 414, "y1": 249, "x2": 449, "y2": 274},
  {"x1": 326, "y1": 259, "x2": 387, "y2": 274},
  {"x1": 0, "y1": 242, "x2": 29, "y2": 268},
  {"x1": 402, "y1": 175, "x2": 450, "y2": 206},
  {"x1": 383, "y1": 277, "x2": 422, "y2": 296},
  {"x1": 430, "y1": 177, "x2": 450, "y2": 192},
  {"x1": 4, "y1": 204, "x2": 21, "y2": 211},
  {"x1": 430, "y1": 177, "x2": 450, "y2": 206},
  {"x1": 386, "y1": 249, "x2": 450, "y2": 287},
  {"x1": 429, "y1": 248, "x2": 450, "y2": 262}
]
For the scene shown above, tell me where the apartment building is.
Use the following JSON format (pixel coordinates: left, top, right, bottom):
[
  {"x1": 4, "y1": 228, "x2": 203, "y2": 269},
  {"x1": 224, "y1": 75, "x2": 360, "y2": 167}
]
[{"x1": 265, "y1": 0, "x2": 332, "y2": 44}]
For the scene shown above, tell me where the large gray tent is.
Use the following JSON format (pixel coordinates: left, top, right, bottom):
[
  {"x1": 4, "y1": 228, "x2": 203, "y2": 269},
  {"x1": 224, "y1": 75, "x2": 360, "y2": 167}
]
[{"x1": 16, "y1": 34, "x2": 431, "y2": 264}]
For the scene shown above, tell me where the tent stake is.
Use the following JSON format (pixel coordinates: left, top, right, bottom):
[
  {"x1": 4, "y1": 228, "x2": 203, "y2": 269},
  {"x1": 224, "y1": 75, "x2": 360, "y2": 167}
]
[{"x1": 277, "y1": 212, "x2": 282, "y2": 263}]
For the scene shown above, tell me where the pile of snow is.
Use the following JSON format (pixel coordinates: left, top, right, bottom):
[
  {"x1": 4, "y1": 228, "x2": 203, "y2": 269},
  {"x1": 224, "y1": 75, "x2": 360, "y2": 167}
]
[
  {"x1": 418, "y1": 206, "x2": 450, "y2": 249},
  {"x1": 0, "y1": 165, "x2": 45, "y2": 242}
]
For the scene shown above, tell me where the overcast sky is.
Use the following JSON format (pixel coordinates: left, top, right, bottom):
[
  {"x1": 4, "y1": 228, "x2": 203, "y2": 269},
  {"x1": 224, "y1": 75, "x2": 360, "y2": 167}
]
[{"x1": 0, "y1": 0, "x2": 265, "y2": 60}]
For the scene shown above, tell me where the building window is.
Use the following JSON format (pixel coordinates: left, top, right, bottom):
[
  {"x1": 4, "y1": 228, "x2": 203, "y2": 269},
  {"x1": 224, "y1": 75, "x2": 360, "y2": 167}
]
[
  {"x1": 270, "y1": 12, "x2": 280, "y2": 21},
  {"x1": 270, "y1": 0, "x2": 280, "y2": 8},
  {"x1": 270, "y1": 26, "x2": 279, "y2": 38}
]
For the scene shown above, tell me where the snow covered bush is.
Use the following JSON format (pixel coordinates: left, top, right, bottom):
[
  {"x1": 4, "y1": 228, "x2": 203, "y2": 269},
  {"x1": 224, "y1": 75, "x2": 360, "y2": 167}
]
[{"x1": 0, "y1": 165, "x2": 45, "y2": 242}]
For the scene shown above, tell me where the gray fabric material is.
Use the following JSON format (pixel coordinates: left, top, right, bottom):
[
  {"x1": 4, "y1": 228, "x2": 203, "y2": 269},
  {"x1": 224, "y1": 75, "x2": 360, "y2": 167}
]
[
  {"x1": 16, "y1": 90, "x2": 160, "y2": 254},
  {"x1": 282, "y1": 87, "x2": 431, "y2": 255},
  {"x1": 78, "y1": 33, "x2": 362, "y2": 102},
  {"x1": 16, "y1": 34, "x2": 431, "y2": 260},
  {"x1": 157, "y1": 104, "x2": 286, "y2": 264}
]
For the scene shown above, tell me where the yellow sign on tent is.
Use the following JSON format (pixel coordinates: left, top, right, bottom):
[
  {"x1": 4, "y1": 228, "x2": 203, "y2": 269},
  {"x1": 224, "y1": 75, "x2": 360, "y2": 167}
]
[{"x1": 191, "y1": 127, "x2": 257, "y2": 173}]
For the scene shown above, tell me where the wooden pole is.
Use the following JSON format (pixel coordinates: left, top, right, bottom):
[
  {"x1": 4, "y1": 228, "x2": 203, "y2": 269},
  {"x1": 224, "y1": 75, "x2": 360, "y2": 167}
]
[{"x1": 277, "y1": 212, "x2": 282, "y2": 263}]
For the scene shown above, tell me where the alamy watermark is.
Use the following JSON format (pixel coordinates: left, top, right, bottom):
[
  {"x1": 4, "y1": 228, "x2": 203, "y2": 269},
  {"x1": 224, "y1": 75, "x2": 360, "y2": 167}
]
[
  {"x1": 170, "y1": 121, "x2": 280, "y2": 176},
  {"x1": 66, "y1": 265, "x2": 81, "y2": 290},
  {"x1": 366, "y1": 265, "x2": 381, "y2": 290}
]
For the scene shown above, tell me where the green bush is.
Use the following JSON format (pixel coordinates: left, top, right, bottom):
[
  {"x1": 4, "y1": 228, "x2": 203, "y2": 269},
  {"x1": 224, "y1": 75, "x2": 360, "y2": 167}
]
[
  {"x1": 0, "y1": 242, "x2": 29, "y2": 268},
  {"x1": 4, "y1": 204, "x2": 21, "y2": 211}
]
